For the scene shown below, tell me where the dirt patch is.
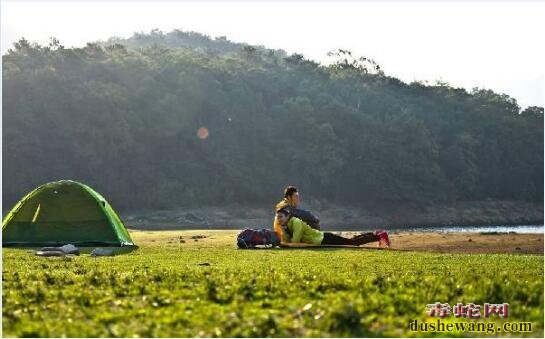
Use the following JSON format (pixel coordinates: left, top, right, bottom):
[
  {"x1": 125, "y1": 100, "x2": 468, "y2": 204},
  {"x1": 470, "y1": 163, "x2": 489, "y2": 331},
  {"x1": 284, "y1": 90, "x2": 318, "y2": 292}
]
[
  {"x1": 367, "y1": 232, "x2": 544, "y2": 254},
  {"x1": 130, "y1": 230, "x2": 543, "y2": 255}
]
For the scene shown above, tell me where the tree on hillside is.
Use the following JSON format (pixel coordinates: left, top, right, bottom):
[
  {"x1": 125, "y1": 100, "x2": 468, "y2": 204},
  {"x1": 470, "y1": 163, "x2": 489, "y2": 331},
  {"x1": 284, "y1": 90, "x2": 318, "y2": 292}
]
[{"x1": 2, "y1": 31, "x2": 543, "y2": 210}]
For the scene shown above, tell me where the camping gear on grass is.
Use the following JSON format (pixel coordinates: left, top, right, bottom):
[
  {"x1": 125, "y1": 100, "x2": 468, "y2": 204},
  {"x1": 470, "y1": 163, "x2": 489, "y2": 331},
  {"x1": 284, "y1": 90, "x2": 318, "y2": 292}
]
[
  {"x1": 35, "y1": 250, "x2": 67, "y2": 257},
  {"x1": 2, "y1": 180, "x2": 135, "y2": 247},
  {"x1": 90, "y1": 248, "x2": 115, "y2": 257},
  {"x1": 237, "y1": 228, "x2": 281, "y2": 248},
  {"x1": 39, "y1": 244, "x2": 80, "y2": 255}
]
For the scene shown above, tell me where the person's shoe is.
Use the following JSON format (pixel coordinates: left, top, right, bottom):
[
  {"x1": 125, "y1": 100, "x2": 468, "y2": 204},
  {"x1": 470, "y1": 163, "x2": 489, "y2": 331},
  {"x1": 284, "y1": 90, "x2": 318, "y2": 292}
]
[{"x1": 376, "y1": 230, "x2": 390, "y2": 248}]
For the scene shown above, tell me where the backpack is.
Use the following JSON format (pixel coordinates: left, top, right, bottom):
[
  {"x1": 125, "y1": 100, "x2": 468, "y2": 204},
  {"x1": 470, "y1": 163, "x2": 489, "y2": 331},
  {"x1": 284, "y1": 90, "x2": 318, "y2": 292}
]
[
  {"x1": 237, "y1": 228, "x2": 280, "y2": 248},
  {"x1": 285, "y1": 207, "x2": 320, "y2": 230}
]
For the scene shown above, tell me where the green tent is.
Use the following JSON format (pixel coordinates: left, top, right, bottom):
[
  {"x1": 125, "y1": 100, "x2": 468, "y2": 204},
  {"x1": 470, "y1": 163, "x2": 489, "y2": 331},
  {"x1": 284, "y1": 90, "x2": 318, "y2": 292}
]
[{"x1": 2, "y1": 180, "x2": 134, "y2": 247}]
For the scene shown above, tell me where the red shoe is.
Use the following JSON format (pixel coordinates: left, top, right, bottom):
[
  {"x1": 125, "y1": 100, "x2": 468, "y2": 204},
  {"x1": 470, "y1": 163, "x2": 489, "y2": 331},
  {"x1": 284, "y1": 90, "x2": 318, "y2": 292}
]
[{"x1": 376, "y1": 230, "x2": 390, "y2": 248}]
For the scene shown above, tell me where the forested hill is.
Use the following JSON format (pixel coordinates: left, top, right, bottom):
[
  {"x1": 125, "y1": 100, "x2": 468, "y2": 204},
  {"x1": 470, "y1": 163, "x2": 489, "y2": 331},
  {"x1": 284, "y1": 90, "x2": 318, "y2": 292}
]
[{"x1": 3, "y1": 30, "x2": 543, "y2": 211}]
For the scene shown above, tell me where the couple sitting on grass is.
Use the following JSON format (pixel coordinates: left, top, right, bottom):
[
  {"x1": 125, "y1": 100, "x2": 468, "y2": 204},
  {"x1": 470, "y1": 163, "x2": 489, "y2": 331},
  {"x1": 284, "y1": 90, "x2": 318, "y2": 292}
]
[{"x1": 273, "y1": 186, "x2": 390, "y2": 248}]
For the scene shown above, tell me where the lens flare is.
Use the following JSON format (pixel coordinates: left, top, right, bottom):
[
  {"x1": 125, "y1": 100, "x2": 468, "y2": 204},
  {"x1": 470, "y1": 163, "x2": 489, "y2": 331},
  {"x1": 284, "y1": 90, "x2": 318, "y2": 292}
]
[{"x1": 196, "y1": 127, "x2": 209, "y2": 139}]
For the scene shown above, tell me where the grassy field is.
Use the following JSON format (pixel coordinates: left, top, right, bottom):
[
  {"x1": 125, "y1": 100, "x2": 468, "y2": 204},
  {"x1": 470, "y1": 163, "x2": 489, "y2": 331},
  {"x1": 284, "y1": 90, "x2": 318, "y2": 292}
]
[{"x1": 2, "y1": 230, "x2": 544, "y2": 337}]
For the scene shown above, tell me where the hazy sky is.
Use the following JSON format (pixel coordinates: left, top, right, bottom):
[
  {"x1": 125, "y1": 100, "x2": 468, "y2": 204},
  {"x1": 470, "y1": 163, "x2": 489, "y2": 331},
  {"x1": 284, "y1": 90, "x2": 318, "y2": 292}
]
[{"x1": 2, "y1": 1, "x2": 544, "y2": 108}]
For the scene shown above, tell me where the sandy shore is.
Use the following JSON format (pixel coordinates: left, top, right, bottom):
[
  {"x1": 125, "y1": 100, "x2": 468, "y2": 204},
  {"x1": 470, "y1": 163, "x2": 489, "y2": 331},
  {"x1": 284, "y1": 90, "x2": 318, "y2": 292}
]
[
  {"x1": 129, "y1": 229, "x2": 544, "y2": 255},
  {"x1": 361, "y1": 231, "x2": 544, "y2": 254}
]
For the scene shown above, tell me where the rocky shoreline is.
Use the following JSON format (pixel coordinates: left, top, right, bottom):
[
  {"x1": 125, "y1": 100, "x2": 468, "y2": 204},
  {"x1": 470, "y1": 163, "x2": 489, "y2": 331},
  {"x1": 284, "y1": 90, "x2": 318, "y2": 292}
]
[{"x1": 123, "y1": 200, "x2": 543, "y2": 230}]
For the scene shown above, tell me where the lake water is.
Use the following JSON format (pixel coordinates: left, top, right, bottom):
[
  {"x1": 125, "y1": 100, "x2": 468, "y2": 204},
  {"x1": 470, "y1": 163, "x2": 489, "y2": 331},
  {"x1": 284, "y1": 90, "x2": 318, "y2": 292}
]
[{"x1": 394, "y1": 224, "x2": 544, "y2": 234}]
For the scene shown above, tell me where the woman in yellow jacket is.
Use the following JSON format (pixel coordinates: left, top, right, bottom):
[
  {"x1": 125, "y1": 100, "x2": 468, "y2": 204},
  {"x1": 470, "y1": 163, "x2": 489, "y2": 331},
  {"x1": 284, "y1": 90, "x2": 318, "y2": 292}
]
[{"x1": 273, "y1": 187, "x2": 295, "y2": 239}]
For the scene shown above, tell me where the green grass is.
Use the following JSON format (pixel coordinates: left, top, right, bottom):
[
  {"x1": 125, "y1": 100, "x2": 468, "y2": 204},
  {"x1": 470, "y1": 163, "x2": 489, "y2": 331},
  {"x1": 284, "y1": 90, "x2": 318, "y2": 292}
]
[{"x1": 2, "y1": 230, "x2": 543, "y2": 337}]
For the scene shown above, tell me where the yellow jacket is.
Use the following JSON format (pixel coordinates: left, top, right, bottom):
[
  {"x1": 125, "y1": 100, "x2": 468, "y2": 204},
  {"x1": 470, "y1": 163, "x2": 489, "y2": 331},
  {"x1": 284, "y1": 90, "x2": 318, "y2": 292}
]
[{"x1": 273, "y1": 198, "x2": 293, "y2": 242}]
